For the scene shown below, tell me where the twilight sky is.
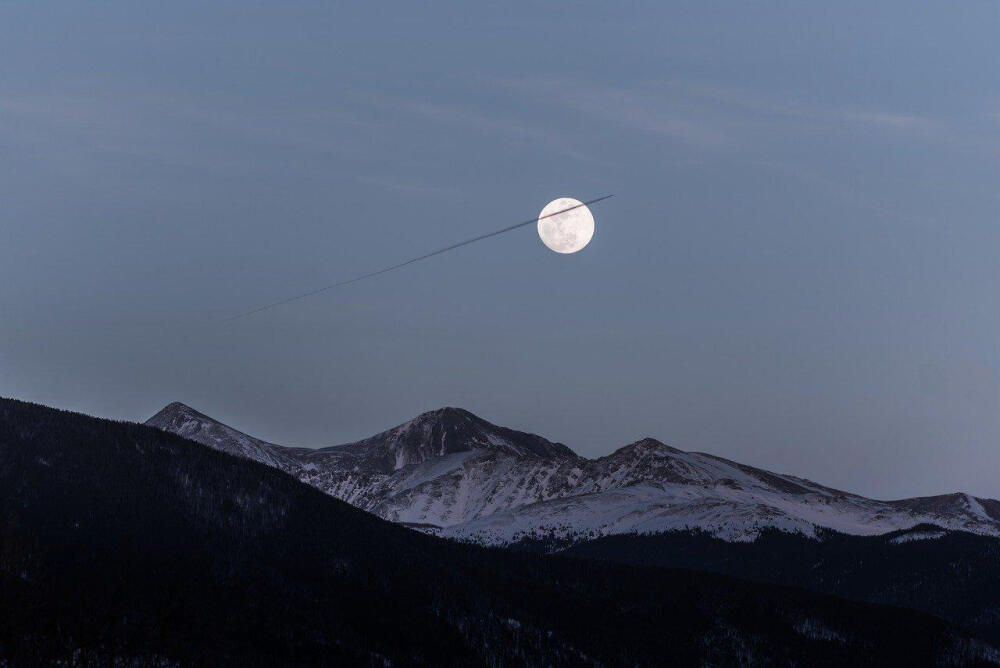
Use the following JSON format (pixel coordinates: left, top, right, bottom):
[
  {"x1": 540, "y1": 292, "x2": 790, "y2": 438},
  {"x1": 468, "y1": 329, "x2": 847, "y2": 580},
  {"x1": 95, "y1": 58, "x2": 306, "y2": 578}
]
[{"x1": 2, "y1": 1, "x2": 999, "y2": 499}]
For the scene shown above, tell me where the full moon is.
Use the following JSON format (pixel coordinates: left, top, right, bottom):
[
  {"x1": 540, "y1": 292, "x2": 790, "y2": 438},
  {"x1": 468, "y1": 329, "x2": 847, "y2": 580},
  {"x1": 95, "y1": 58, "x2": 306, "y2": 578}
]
[{"x1": 537, "y1": 197, "x2": 595, "y2": 254}]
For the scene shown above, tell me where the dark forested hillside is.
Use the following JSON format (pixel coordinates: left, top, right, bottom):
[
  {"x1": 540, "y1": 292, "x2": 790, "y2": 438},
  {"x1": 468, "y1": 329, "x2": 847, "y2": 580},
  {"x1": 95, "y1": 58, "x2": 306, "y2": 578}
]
[
  {"x1": 562, "y1": 528, "x2": 1000, "y2": 643},
  {"x1": 0, "y1": 398, "x2": 996, "y2": 666}
]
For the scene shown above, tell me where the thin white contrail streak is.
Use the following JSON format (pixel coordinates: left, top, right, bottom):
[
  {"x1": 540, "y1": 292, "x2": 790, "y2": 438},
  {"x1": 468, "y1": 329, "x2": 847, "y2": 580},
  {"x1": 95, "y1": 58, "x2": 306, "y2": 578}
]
[{"x1": 224, "y1": 194, "x2": 613, "y2": 321}]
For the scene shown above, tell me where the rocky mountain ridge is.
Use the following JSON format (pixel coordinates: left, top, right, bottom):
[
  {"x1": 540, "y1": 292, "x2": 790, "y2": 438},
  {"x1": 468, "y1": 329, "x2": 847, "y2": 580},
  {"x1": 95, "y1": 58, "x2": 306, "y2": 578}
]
[{"x1": 145, "y1": 402, "x2": 1000, "y2": 544}]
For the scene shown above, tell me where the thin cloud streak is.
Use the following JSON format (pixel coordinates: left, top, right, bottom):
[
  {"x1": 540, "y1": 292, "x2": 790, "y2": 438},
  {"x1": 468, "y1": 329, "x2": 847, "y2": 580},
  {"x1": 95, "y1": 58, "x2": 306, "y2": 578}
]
[{"x1": 496, "y1": 77, "x2": 949, "y2": 150}]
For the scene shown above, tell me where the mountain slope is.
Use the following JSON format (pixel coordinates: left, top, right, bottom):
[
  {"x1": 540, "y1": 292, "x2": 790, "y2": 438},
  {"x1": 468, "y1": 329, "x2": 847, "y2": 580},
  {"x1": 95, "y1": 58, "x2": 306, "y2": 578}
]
[
  {"x1": 6, "y1": 397, "x2": 996, "y2": 665},
  {"x1": 561, "y1": 525, "x2": 1000, "y2": 643},
  {"x1": 146, "y1": 402, "x2": 1000, "y2": 544},
  {"x1": 145, "y1": 401, "x2": 302, "y2": 471}
]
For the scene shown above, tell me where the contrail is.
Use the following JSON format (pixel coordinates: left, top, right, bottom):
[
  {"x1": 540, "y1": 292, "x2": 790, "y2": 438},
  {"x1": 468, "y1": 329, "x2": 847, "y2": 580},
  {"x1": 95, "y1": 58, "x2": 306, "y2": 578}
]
[{"x1": 224, "y1": 194, "x2": 613, "y2": 321}]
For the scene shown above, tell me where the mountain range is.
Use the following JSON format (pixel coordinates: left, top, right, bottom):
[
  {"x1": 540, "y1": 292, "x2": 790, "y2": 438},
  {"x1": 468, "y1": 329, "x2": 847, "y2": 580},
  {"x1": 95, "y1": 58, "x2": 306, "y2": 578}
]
[
  {"x1": 8, "y1": 397, "x2": 995, "y2": 665},
  {"x1": 146, "y1": 402, "x2": 1000, "y2": 546}
]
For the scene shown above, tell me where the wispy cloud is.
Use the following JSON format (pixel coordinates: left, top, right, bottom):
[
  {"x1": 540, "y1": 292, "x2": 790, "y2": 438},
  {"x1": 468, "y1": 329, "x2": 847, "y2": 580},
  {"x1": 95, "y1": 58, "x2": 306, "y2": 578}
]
[
  {"x1": 0, "y1": 88, "x2": 462, "y2": 195},
  {"x1": 496, "y1": 78, "x2": 731, "y2": 149},
  {"x1": 379, "y1": 97, "x2": 606, "y2": 166},
  {"x1": 678, "y1": 81, "x2": 938, "y2": 133},
  {"x1": 496, "y1": 77, "x2": 943, "y2": 150}
]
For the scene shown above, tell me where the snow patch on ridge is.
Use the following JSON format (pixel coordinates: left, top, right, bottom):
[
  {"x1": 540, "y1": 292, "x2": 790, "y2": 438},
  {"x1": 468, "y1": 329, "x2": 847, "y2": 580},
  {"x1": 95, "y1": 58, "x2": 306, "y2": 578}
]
[{"x1": 889, "y1": 529, "x2": 947, "y2": 544}]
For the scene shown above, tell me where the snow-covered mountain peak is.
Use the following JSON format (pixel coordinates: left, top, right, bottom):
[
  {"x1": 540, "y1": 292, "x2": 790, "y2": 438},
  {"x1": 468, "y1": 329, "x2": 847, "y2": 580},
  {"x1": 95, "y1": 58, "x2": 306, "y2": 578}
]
[
  {"x1": 153, "y1": 401, "x2": 198, "y2": 418},
  {"x1": 325, "y1": 407, "x2": 577, "y2": 472},
  {"x1": 606, "y1": 437, "x2": 684, "y2": 458},
  {"x1": 146, "y1": 402, "x2": 298, "y2": 471},
  {"x1": 407, "y1": 406, "x2": 480, "y2": 424},
  {"x1": 146, "y1": 401, "x2": 212, "y2": 433},
  {"x1": 146, "y1": 402, "x2": 1000, "y2": 546}
]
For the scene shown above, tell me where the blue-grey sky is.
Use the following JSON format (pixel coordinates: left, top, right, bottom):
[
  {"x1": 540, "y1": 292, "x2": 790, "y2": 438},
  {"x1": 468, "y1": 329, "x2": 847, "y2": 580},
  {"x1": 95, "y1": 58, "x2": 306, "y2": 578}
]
[{"x1": 3, "y1": 1, "x2": 999, "y2": 499}]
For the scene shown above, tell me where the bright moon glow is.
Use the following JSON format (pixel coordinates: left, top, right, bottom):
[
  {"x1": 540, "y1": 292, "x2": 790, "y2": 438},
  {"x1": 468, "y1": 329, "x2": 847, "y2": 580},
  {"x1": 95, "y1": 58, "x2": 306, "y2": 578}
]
[{"x1": 537, "y1": 197, "x2": 595, "y2": 254}]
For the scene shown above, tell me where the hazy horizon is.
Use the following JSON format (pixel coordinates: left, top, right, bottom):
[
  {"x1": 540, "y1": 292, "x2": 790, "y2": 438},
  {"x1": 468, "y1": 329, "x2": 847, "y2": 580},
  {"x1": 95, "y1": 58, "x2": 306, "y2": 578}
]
[{"x1": 4, "y1": 2, "x2": 999, "y2": 500}]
